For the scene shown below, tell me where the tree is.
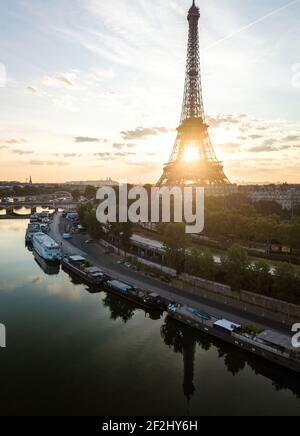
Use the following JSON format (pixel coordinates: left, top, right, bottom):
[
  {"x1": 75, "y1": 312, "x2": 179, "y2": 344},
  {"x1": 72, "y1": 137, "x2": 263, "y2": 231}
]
[
  {"x1": 77, "y1": 203, "x2": 92, "y2": 227},
  {"x1": 248, "y1": 260, "x2": 272, "y2": 295},
  {"x1": 85, "y1": 208, "x2": 103, "y2": 239},
  {"x1": 254, "y1": 200, "x2": 284, "y2": 217},
  {"x1": 222, "y1": 244, "x2": 249, "y2": 292},
  {"x1": 186, "y1": 248, "x2": 216, "y2": 281},
  {"x1": 254, "y1": 216, "x2": 279, "y2": 244},
  {"x1": 71, "y1": 189, "x2": 81, "y2": 201},
  {"x1": 163, "y1": 223, "x2": 186, "y2": 275},
  {"x1": 84, "y1": 185, "x2": 97, "y2": 200},
  {"x1": 109, "y1": 221, "x2": 133, "y2": 256},
  {"x1": 273, "y1": 263, "x2": 300, "y2": 303},
  {"x1": 77, "y1": 203, "x2": 103, "y2": 239}
]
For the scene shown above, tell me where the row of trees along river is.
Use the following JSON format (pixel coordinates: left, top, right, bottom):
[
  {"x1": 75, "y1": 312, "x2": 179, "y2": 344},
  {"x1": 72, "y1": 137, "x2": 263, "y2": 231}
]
[{"x1": 77, "y1": 196, "x2": 300, "y2": 306}]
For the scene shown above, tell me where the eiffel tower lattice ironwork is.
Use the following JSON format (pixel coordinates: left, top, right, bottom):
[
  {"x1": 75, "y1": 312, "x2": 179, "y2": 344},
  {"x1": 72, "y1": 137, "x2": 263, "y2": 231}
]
[{"x1": 158, "y1": 0, "x2": 230, "y2": 186}]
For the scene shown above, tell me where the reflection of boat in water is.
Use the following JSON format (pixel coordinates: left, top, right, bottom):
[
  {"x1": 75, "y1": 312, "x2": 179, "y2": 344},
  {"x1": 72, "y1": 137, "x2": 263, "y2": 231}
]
[
  {"x1": 33, "y1": 250, "x2": 60, "y2": 275},
  {"x1": 104, "y1": 280, "x2": 163, "y2": 312},
  {"x1": 167, "y1": 304, "x2": 300, "y2": 373},
  {"x1": 62, "y1": 255, "x2": 109, "y2": 286},
  {"x1": 32, "y1": 232, "x2": 62, "y2": 263},
  {"x1": 102, "y1": 290, "x2": 162, "y2": 323}
]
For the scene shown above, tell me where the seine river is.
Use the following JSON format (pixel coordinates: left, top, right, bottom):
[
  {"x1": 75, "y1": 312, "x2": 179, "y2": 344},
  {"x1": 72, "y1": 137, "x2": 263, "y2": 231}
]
[{"x1": 0, "y1": 219, "x2": 300, "y2": 416}]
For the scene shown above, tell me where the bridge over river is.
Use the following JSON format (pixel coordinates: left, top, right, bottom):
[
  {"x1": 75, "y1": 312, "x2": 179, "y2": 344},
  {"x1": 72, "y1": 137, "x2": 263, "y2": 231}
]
[{"x1": 0, "y1": 201, "x2": 78, "y2": 218}]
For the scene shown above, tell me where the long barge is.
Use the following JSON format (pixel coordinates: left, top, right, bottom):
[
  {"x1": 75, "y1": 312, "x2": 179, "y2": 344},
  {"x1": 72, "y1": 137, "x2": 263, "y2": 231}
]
[
  {"x1": 167, "y1": 305, "x2": 300, "y2": 373},
  {"x1": 62, "y1": 255, "x2": 109, "y2": 286},
  {"x1": 104, "y1": 280, "x2": 163, "y2": 312}
]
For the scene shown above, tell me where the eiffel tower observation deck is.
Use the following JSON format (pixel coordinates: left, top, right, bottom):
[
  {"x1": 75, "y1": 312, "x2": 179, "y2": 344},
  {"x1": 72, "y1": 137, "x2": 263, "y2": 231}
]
[{"x1": 158, "y1": 1, "x2": 232, "y2": 191}]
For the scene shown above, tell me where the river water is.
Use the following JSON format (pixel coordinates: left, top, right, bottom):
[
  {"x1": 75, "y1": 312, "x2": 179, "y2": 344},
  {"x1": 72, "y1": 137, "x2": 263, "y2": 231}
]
[{"x1": 0, "y1": 219, "x2": 299, "y2": 416}]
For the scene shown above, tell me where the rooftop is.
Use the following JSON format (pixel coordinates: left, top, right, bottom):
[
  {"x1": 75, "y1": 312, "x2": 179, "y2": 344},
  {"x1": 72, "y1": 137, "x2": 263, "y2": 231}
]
[{"x1": 257, "y1": 330, "x2": 296, "y2": 352}]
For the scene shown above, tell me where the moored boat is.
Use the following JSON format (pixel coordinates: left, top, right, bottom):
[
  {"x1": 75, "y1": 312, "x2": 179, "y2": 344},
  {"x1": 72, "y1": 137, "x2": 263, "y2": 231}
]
[
  {"x1": 62, "y1": 255, "x2": 109, "y2": 285},
  {"x1": 25, "y1": 223, "x2": 41, "y2": 243},
  {"x1": 32, "y1": 232, "x2": 62, "y2": 263},
  {"x1": 167, "y1": 304, "x2": 300, "y2": 373},
  {"x1": 105, "y1": 279, "x2": 163, "y2": 311}
]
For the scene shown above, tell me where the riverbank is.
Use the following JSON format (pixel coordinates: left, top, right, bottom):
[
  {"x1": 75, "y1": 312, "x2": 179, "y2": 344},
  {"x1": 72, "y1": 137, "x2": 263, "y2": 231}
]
[
  {"x1": 48, "y1": 213, "x2": 300, "y2": 374},
  {"x1": 49, "y1": 213, "x2": 295, "y2": 336}
]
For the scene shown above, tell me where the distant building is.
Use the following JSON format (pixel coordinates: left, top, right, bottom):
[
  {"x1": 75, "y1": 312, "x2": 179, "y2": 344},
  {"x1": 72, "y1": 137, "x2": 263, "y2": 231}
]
[
  {"x1": 67, "y1": 178, "x2": 118, "y2": 188},
  {"x1": 239, "y1": 184, "x2": 300, "y2": 211}
]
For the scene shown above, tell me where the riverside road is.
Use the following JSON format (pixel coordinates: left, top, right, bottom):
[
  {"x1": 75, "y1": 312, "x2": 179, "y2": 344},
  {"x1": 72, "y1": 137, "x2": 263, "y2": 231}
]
[{"x1": 50, "y1": 212, "x2": 293, "y2": 336}]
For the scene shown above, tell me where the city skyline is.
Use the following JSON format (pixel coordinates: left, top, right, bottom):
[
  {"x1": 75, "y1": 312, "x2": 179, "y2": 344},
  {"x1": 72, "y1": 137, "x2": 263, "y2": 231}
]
[{"x1": 1, "y1": 0, "x2": 300, "y2": 184}]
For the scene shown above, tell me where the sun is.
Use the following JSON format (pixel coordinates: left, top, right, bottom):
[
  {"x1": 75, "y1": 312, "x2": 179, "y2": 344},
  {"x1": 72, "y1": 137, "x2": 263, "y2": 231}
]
[{"x1": 183, "y1": 147, "x2": 200, "y2": 161}]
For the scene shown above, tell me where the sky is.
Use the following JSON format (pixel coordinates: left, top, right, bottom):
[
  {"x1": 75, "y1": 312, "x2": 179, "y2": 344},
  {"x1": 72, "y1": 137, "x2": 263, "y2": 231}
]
[{"x1": 0, "y1": 0, "x2": 300, "y2": 184}]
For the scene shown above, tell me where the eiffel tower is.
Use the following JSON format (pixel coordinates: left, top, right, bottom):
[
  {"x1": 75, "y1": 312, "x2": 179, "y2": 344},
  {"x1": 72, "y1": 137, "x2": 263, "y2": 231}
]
[{"x1": 158, "y1": 0, "x2": 230, "y2": 187}]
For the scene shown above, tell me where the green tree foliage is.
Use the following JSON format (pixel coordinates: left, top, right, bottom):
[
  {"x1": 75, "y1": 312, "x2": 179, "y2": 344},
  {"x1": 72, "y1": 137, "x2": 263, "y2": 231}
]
[
  {"x1": 248, "y1": 260, "x2": 272, "y2": 295},
  {"x1": 163, "y1": 223, "x2": 186, "y2": 275},
  {"x1": 77, "y1": 203, "x2": 102, "y2": 239},
  {"x1": 273, "y1": 263, "x2": 300, "y2": 302},
  {"x1": 204, "y1": 209, "x2": 300, "y2": 249},
  {"x1": 222, "y1": 244, "x2": 249, "y2": 292},
  {"x1": 84, "y1": 185, "x2": 97, "y2": 200},
  {"x1": 109, "y1": 221, "x2": 133, "y2": 255},
  {"x1": 185, "y1": 248, "x2": 217, "y2": 281}
]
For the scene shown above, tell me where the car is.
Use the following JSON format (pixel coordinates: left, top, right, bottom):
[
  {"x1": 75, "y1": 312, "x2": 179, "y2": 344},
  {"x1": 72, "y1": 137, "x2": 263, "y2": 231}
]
[
  {"x1": 63, "y1": 233, "x2": 72, "y2": 240},
  {"x1": 124, "y1": 262, "x2": 132, "y2": 268},
  {"x1": 84, "y1": 239, "x2": 94, "y2": 244}
]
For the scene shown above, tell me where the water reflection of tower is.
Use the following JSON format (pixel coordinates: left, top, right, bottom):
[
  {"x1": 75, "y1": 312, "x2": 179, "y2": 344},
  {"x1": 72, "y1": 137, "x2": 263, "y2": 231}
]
[
  {"x1": 182, "y1": 338, "x2": 196, "y2": 403},
  {"x1": 161, "y1": 317, "x2": 197, "y2": 404}
]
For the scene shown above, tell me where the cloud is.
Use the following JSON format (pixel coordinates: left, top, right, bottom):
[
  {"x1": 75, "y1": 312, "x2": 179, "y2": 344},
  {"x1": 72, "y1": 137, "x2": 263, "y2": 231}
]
[
  {"x1": 121, "y1": 126, "x2": 169, "y2": 140},
  {"x1": 207, "y1": 113, "x2": 247, "y2": 128},
  {"x1": 74, "y1": 136, "x2": 106, "y2": 143},
  {"x1": 220, "y1": 142, "x2": 241, "y2": 152},
  {"x1": 27, "y1": 86, "x2": 40, "y2": 94},
  {"x1": 247, "y1": 145, "x2": 276, "y2": 153},
  {"x1": 247, "y1": 143, "x2": 288, "y2": 153},
  {"x1": 112, "y1": 142, "x2": 136, "y2": 149},
  {"x1": 282, "y1": 135, "x2": 300, "y2": 142},
  {"x1": 0, "y1": 138, "x2": 27, "y2": 145},
  {"x1": 248, "y1": 134, "x2": 264, "y2": 140},
  {"x1": 42, "y1": 72, "x2": 77, "y2": 87},
  {"x1": 93, "y1": 152, "x2": 111, "y2": 159},
  {"x1": 87, "y1": 68, "x2": 115, "y2": 81},
  {"x1": 94, "y1": 151, "x2": 136, "y2": 161},
  {"x1": 12, "y1": 149, "x2": 34, "y2": 155},
  {"x1": 114, "y1": 152, "x2": 136, "y2": 157},
  {"x1": 262, "y1": 138, "x2": 276, "y2": 146},
  {"x1": 29, "y1": 160, "x2": 69, "y2": 167},
  {"x1": 53, "y1": 153, "x2": 80, "y2": 158}
]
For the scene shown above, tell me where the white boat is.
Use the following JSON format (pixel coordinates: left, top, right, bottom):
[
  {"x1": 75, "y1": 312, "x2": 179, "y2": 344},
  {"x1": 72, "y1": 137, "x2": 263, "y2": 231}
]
[
  {"x1": 32, "y1": 232, "x2": 62, "y2": 262},
  {"x1": 25, "y1": 223, "x2": 41, "y2": 243}
]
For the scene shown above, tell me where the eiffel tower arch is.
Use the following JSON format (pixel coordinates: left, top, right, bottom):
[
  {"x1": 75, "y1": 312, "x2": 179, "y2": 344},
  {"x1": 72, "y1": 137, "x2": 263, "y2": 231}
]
[{"x1": 158, "y1": 1, "x2": 231, "y2": 189}]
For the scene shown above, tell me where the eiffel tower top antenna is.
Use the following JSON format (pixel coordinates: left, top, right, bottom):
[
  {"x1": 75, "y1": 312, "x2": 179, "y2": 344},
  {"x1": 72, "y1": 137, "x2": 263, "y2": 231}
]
[{"x1": 181, "y1": 0, "x2": 203, "y2": 122}]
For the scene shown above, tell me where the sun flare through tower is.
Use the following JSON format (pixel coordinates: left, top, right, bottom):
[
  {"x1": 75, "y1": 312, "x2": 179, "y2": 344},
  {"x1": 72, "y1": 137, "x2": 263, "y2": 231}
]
[{"x1": 158, "y1": 0, "x2": 230, "y2": 187}]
